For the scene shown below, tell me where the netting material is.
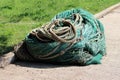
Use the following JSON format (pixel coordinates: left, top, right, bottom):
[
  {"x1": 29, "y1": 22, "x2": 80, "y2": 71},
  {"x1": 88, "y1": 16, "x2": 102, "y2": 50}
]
[{"x1": 18, "y1": 9, "x2": 106, "y2": 65}]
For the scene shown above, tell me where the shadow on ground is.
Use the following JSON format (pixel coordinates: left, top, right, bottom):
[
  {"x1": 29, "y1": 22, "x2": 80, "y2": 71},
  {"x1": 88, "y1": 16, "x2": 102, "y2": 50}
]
[
  {"x1": 14, "y1": 61, "x2": 62, "y2": 69},
  {"x1": 13, "y1": 60, "x2": 84, "y2": 69}
]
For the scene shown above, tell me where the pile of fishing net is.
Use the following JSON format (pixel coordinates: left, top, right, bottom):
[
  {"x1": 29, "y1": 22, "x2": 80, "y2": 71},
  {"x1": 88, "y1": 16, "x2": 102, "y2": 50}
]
[{"x1": 15, "y1": 9, "x2": 106, "y2": 65}]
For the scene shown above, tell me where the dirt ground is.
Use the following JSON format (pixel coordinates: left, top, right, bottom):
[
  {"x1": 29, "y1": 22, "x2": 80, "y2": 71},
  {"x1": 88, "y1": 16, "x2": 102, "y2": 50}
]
[{"x1": 0, "y1": 7, "x2": 120, "y2": 80}]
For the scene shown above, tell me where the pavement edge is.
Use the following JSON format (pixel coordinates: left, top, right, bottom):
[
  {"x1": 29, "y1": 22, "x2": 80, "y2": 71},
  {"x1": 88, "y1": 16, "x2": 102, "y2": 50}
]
[{"x1": 95, "y1": 2, "x2": 120, "y2": 19}]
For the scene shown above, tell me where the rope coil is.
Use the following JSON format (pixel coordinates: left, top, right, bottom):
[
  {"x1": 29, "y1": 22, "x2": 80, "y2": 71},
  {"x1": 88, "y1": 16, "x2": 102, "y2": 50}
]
[{"x1": 31, "y1": 14, "x2": 83, "y2": 43}]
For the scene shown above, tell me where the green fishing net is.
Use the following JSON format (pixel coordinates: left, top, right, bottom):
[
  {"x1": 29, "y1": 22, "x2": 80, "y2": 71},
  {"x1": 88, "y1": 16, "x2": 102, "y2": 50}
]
[{"x1": 18, "y1": 9, "x2": 106, "y2": 65}]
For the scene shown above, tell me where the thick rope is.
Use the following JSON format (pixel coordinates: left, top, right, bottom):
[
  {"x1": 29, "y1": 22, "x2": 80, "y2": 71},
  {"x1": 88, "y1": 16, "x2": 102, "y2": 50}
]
[
  {"x1": 31, "y1": 14, "x2": 83, "y2": 43},
  {"x1": 29, "y1": 14, "x2": 83, "y2": 59}
]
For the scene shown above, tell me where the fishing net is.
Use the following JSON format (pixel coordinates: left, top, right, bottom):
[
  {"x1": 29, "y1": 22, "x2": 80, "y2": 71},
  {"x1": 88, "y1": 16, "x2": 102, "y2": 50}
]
[{"x1": 15, "y1": 9, "x2": 106, "y2": 65}]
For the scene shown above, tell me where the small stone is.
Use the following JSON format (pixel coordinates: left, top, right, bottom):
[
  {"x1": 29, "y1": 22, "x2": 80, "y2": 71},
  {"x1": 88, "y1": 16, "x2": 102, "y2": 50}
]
[{"x1": 0, "y1": 52, "x2": 15, "y2": 68}]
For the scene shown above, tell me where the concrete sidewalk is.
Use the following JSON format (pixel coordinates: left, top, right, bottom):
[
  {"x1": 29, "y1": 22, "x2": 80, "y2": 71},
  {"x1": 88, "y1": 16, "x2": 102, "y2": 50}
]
[{"x1": 0, "y1": 6, "x2": 120, "y2": 80}]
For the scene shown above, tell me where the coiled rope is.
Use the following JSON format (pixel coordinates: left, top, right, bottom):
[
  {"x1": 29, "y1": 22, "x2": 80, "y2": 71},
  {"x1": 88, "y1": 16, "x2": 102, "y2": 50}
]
[
  {"x1": 31, "y1": 14, "x2": 83, "y2": 43},
  {"x1": 29, "y1": 14, "x2": 83, "y2": 59}
]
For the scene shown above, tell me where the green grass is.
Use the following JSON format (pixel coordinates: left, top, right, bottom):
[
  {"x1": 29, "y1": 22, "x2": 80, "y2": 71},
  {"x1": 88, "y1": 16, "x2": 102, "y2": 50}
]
[{"x1": 0, "y1": 0, "x2": 120, "y2": 54}]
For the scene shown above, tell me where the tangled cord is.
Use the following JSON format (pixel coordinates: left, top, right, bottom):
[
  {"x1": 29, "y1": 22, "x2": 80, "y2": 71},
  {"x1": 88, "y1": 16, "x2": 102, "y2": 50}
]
[
  {"x1": 28, "y1": 14, "x2": 83, "y2": 59},
  {"x1": 31, "y1": 14, "x2": 83, "y2": 43}
]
